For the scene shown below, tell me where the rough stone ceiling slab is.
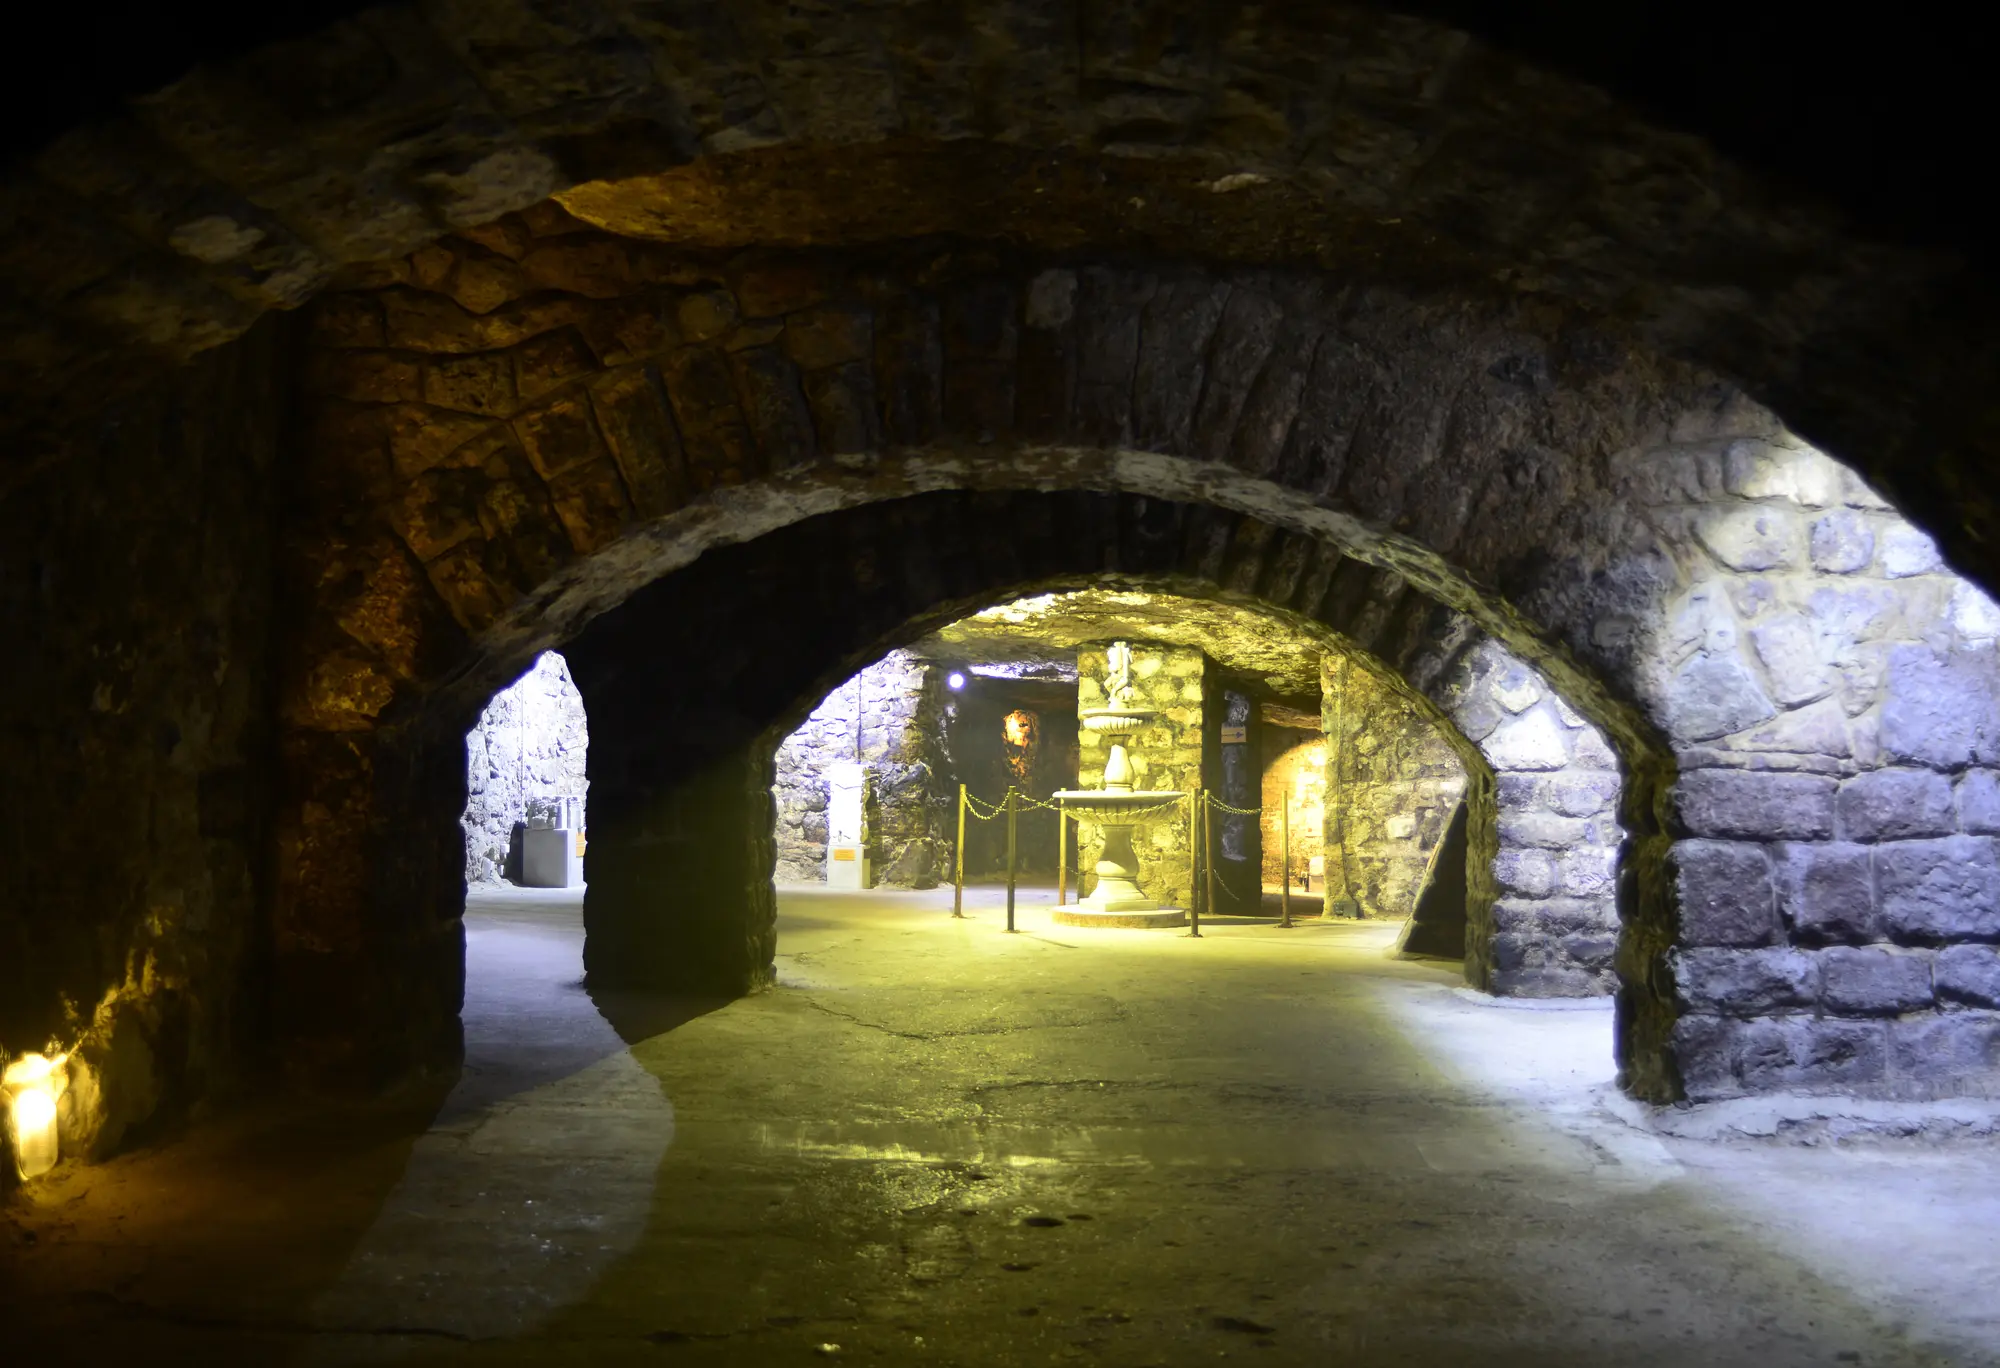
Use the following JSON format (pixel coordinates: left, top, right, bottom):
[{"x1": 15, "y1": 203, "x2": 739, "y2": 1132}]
[{"x1": 921, "y1": 590, "x2": 1326, "y2": 696}]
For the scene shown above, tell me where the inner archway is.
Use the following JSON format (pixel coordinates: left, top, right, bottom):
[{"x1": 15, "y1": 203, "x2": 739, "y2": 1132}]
[
  {"x1": 461, "y1": 649, "x2": 589, "y2": 889},
  {"x1": 543, "y1": 494, "x2": 1641, "y2": 1068},
  {"x1": 771, "y1": 590, "x2": 1496, "y2": 928}
]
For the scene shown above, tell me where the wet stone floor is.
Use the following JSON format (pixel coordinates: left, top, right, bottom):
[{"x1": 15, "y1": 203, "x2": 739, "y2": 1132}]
[{"x1": 5, "y1": 885, "x2": 1999, "y2": 1365}]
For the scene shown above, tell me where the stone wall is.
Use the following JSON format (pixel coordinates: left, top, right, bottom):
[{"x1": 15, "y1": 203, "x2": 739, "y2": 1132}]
[
  {"x1": 0, "y1": 319, "x2": 288, "y2": 1168},
  {"x1": 1608, "y1": 437, "x2": 2000, "y2": 1099},
  {"x1": 461, "y1": 651, "x2": 589, "y2": 885},
  {"x1": 1260, "y1": 731, "x2": 1325, "y2": 890},
  {"x1": 1434, "y1": 644, "x2": 1626, "y2": 997},
  {"x1": 1321, "y1": 655, "x2": 1467, "y2": 920},
  {"x1": 772, "y1": 650, "x2": 949, "y2": 887},
  {"x1": 1076, "y1": 643, "x2": 1205, "y2": 910}
]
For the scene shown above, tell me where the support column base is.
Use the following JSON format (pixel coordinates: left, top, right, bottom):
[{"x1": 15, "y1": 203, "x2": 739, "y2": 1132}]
[{"x1": 1051, "y1": 906, "x2": 1188, "y2": 929}]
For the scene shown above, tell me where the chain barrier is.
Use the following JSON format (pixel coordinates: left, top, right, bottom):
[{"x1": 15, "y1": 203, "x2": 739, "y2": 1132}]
[
  {"x1": 952, "y1": 787, "x2": 1296, "y2": 935},
  {"x1": 1055, "y1": 797, "x2": 1189, "y2": 822},
  {"x1": 962, "y1": 790, "x2": 1197, "y2": 822},
  {"x1": 962, "y1": 792, "x2": 1009, "y2": 821}
]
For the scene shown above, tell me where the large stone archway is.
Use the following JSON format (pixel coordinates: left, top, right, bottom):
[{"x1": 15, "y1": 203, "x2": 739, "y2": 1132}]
[
  {"x1": 265, "y1": 225, "x2": 2000, "y2": 1109},
  {"x1": 337, "y1": 488, "x2": 1640, "y2": 1092},
  {"x1": 9, "y1": 2, "x2": 2000, "y2": 1162}
]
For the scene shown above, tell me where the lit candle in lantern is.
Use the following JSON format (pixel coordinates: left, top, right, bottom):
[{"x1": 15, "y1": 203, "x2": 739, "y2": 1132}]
[{"x1": 3, "y1": 1052, "x2": 68, "y2": 1180}]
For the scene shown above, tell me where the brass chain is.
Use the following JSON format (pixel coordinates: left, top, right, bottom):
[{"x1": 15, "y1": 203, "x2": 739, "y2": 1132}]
[{"x1": 959, "y1": 790, "x2": 1200, "y2": 822}]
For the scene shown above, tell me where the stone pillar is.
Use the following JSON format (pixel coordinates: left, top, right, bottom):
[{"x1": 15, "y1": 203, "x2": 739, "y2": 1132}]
[
  {"x1": 1436, "y1": 643, "x2": 1624, "y2": 996},
  {"x1": 272, "y1": 720, "x2": 470, "y2": 1086},
  {"x1": 1320, "y1": 654, "x2": 1468, "y2": 920},
  {"x1": 1075, "y1": 643, "x2": 1205, "y2": 908},
  {"x1": 581, "y1": 746, "x2": 778, "y2": 995}
]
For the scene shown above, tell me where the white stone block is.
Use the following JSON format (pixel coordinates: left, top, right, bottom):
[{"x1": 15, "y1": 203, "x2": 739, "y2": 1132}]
[
  {"x1": 1483, "y1": 707, "x2": 1572, "y2": 771},
  {"x1": 523, "y1": 828, "x2": 584, "y2": 887},
  {"x1": 827, "y1": 844, "x2": 873, "y2": 889}
]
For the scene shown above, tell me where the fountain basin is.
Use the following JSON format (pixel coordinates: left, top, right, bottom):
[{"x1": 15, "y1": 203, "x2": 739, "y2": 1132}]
[
  {"x1": 1079, "y1": 709, "x2": 1155, "y2": 737},
  {"x1": 1053, "y1": 789, "x2": 1185, "y2": 822},
  {"x1": 1053, "y1": 788, "x2": 1187, "y2": 929}
]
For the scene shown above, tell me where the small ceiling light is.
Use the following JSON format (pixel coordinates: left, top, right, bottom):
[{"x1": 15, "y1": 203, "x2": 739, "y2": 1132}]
[
  {"x1": 3, "y1": 1052, "x2": 68, "y2": 1180},
  {"x1": 947, "y1": 672, "x2": 966, "y2": 691}
]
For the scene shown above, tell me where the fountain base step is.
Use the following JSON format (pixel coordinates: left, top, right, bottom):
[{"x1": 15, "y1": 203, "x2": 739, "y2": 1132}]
[{"x1": 1051, "y1": 905, "x2": 1188, "y2": 929}]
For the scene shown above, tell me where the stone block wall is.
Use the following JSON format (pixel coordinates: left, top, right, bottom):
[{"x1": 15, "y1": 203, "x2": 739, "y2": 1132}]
[
  {"x1": 462, "y1": 651, "x2": 589, "y2": 884},
  {"x1": 1321, "y1": 655, "x2": 1467, "y2": 920},
  {"x1": 1076, "y1": 644, "x2": 1205, "y2": 910},
  {"x1": 1611, "y1": 435, "x2": 2000, "y2": 1098},
  {"x1": 1260, "y1": 731, "x2": 1326, "y2": 889},
  {"x1": 772, "y1": 650, "x2": 950, "y2": 888},
  {"x1": 0, "y1": 319, "x2": 288, "y2": 1168},
  {"x1": 1434, "y1": 643, "x2": 1626, "y2": 996}
]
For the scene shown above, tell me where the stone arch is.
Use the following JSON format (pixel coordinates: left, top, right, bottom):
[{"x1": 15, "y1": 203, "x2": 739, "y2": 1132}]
[
  {"x1": 277, "y1": 236, "x2": 1699, "y2": 1087},
  {"x1": 12, "y1": 0, "x2": 2000, "y2": 1163},
  {"x1": 286, "y1": 234, "x2": 1712, "y2": 740},
  {"x1": 300, "y1": 484, "x2": 1647, "y2": 1100},
  {"x1": 7, "y1": 0, "x2": 1993, "y2": 605},
  {"x1": 277, "y1": 240, "x2": 2000, "y2": 1101},
  {"x1": 575, "y1": 544, "x2": 1624, "y2": 997}
]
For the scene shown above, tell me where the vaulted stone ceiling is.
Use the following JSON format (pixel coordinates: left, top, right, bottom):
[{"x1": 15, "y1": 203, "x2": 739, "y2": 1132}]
[
  {"x1": 3, "y1": 0, "x2": 1995, "y2": 605},
  {"x1": 924, "y1": 589, "x2": 1331, "y2": 697}
]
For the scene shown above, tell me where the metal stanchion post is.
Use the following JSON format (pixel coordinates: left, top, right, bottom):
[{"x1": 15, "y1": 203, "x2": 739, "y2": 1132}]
[
  {"x1": 1281, "y1": 798, "x2": 1293, "y2": 928},
  {"x1": 1189, "y1": 793, "x2": 1204, "y2": 939},
  {"x1": 1057, "y1": 799, "x2": 1067, "y2": 906},
  {"x1": 1203, "y1": 792, "x2": 1218, "y2": 926},
  {"x1": 1004, "y1": 787, "x2": 1018, "y2": 933},
  {"x1": 953, "y1": 783, "x2": 966, "y2": 918}
]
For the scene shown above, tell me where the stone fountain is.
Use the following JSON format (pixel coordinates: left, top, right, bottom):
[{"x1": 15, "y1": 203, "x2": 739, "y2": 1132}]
[{"x1": 1053, "y1": 642, "x2": 1188, "y2": 928}]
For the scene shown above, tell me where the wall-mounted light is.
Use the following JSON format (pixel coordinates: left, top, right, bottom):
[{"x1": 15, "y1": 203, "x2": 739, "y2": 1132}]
[
  {"x1": 3, "y1": 1052, "x2": 68, "y2": 1180},
  {"x1": 946, "y1": 672, "x2": 966, "y2": 691}
]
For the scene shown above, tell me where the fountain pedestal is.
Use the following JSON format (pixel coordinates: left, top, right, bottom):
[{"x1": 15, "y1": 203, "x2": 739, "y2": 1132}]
[
  {"x1": 1052, "y1": 789, "x2": 1188, "y2": 928},
  {"x1": 1052, "y1": 700, "x2": 1186, "y2": 928}
]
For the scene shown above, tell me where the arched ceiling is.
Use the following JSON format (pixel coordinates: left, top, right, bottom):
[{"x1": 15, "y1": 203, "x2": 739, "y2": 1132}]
[
  {"x1": 6, "y1": 1, "x2": 1984, "y2": 262},
  {"x1": 4, "y1": 0, "x2": 1995, "y2": 604},
  {"x1": 925, "y1": 588, "x2": 1333, "y2": 697}
]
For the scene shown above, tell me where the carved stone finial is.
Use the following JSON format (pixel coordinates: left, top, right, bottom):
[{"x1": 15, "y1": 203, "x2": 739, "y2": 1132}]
[{"x1": 1106, "y1": 640, "x2": 1136, "y2": 708}]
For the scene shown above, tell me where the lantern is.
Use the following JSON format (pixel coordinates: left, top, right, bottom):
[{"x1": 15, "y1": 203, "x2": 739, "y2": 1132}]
[{"x1": 3, "y1": 1052, "x2": 68, "y2": 1180}]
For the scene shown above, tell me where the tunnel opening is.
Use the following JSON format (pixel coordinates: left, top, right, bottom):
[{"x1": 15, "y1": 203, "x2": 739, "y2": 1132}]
[
  {"x1": 563, "y1": 553, "x2": 1626, "y2": 1078},
  {"x1": 299, "y1": 481, "x2": 1658, "y2": 1112},
  {"x1": 461, "y1": 650, "x2": 589, "y2": 891}
]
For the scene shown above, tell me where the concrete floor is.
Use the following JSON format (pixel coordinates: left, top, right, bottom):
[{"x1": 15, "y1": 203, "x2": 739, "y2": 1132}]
[{"x1": 5, "y1": 884, "x2": 1999, "y2": 1365}]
